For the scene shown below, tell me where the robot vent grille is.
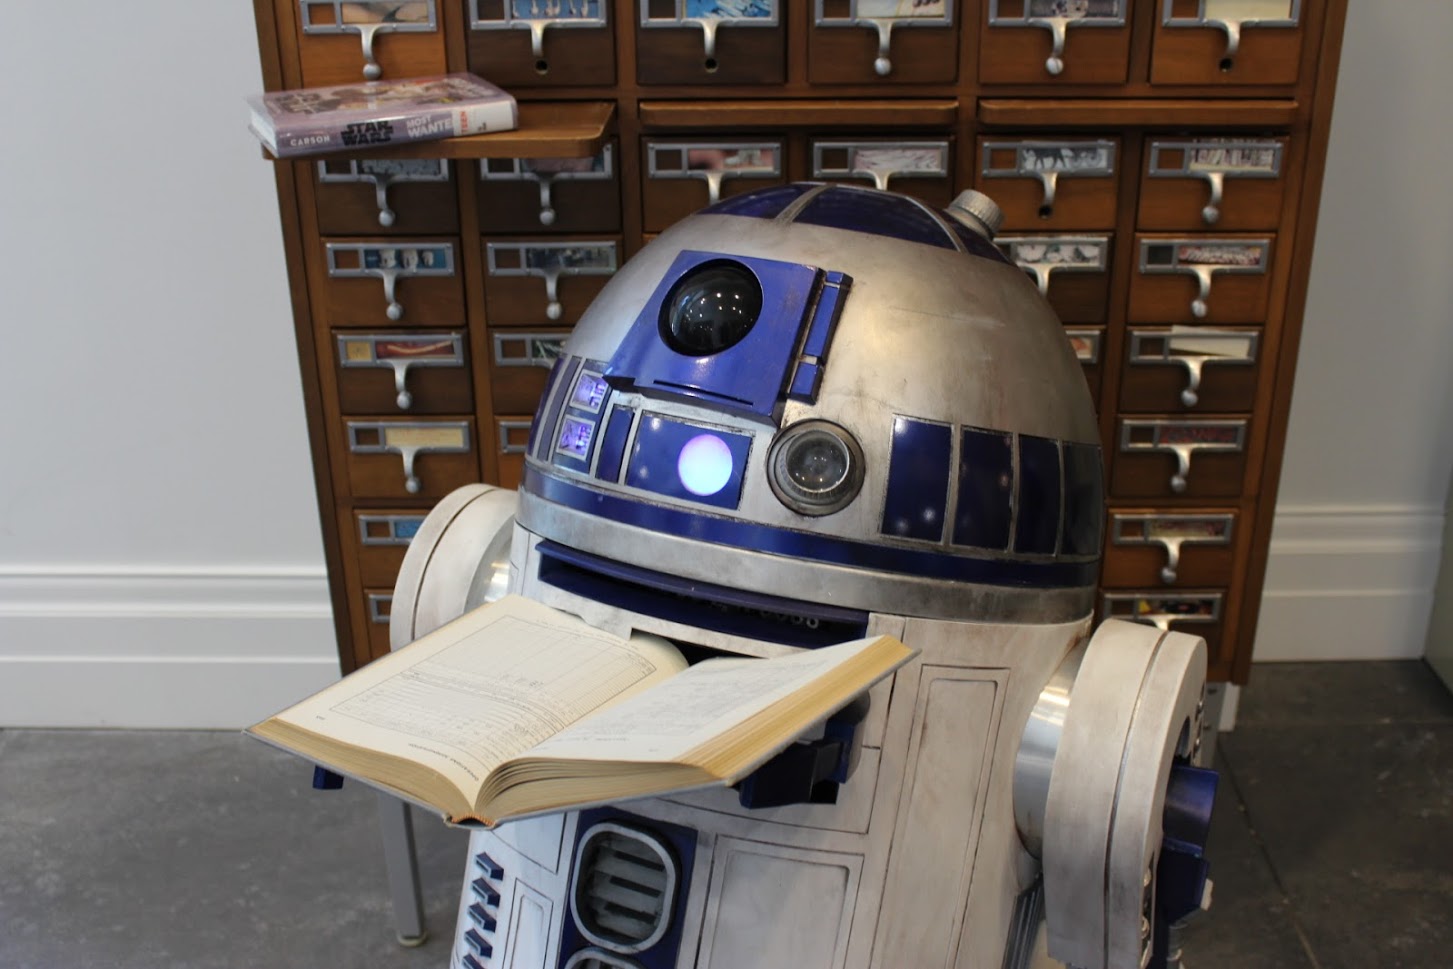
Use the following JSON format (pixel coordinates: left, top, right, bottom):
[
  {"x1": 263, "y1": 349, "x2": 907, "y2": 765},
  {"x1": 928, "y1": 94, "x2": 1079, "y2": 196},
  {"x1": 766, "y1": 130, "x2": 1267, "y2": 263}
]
[
  {"x1": 563, "y1": 949, "x2": 643, "y2": 969},
  {"x1": 571, "y1": 824, "x2": 677, "y2": 954}
]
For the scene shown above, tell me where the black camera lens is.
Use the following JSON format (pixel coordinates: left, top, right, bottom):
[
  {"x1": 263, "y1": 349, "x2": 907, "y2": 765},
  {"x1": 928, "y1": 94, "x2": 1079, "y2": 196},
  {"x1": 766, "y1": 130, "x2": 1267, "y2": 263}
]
[{"x1": 659, "y1": 261, "x2": 762, "y2": 356}]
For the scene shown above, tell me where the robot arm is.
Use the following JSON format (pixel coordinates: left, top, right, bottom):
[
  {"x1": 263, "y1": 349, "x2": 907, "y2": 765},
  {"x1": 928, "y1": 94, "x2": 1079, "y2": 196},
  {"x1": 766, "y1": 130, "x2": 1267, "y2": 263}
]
[{"x1": 1016, "y1": 620, "x2": 1215, "y2": 969}]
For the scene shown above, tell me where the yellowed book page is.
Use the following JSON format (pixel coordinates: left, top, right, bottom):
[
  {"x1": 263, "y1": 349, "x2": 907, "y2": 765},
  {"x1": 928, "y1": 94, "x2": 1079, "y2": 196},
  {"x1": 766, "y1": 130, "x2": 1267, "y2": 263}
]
[
  {"x1": 257, "y1": 595, "x2": 686, "y2": 797},
  {"x1": 523, "y1": 636, "x2": 912, "y2": 767}
]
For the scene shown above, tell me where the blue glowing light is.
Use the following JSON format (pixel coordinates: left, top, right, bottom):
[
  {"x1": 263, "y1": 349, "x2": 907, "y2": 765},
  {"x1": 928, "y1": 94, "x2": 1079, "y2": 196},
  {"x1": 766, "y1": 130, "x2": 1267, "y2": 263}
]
[{"x1": 677, "y1": 434, "x2": 734, "y2": 496}]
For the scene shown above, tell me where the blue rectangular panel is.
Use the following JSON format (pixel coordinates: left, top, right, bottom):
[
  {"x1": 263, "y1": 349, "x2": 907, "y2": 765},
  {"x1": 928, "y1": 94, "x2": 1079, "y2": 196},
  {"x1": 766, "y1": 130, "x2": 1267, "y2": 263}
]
[
  {"x1": 594, "y1": 405, "x2": 633, "y2": 483},
  {"x1": 570, "y1": 370, "x2": 609, "y2": 412},
  {"x1": 625, "y1": 414, "x2": 751, "y2": 510},
  {"x1": 534, "y1": 356, "x2": 581, "y2": 461},
  {"x1": 1061, "y1": 441, "x2": 1105, "y2": 556},
  {"x1": 953, "y1": 426, "x2": 1014, "y2": 550},
  {"x1": 788, "y1": 362, "x2": 822, "y2": 401},
  {"x1": 1016, "y1": 434, "x2": 1062, "y2": 555},
  {"x1": 801, "y1": 275, "x2": 850, "y2": 360},
  {"x1": 556, "y1": 416, "x2": 595, "y2": 460},
  {"x1": 882, "y1": 417, "x2": 952, "y2": 542}
]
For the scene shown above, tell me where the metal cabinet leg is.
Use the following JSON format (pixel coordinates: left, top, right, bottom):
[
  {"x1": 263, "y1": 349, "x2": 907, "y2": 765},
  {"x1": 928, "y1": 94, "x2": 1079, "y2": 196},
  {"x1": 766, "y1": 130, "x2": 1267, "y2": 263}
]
[{"x1": 376, "y1": 792, "x2": 427, "y2": 946}]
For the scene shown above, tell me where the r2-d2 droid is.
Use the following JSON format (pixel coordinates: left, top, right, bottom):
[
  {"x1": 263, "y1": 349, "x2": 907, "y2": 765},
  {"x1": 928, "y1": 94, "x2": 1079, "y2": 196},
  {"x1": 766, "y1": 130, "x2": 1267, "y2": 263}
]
[{"x1": 391, "y1": 184, "x2": 1217, "y2": 969}]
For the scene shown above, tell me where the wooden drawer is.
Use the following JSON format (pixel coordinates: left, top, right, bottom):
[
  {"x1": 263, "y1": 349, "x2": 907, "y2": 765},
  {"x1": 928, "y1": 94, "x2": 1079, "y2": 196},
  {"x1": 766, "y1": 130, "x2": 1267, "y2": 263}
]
[
  {"x1": 1151, "y1": 0, "x2": 1306, "y2": 87},
  {"x1": 636, "y1": 2, "x2": 785, "y2": 85},
  {"x1": 477, "y1": 140, "x2": 622, "y2": 234},
  {"x1": 1139, "y1": 137, "x2": 1289, "y2": 231},
  {"x1": 314, "y1": 158, "x2": 458, "y2": 235},
  {"x1": 1111, "y1": 417, "x2": 1249, "y2": 499},
  {"x1": 979, "y1": 0, "x2": 1131, "y2": 86},
  {"x1": 1101, "y1": 589, "x2": 1228, "y2": 664},
  {"x1": 1104, "y1": 509, "x2": 1237, "y2": 587},
  {"x1": 482, "y1": 236, "x2": 621, "y2": 325},
  {"x1": 998, "y1": 234, "x2": 1112, "y2": 324},
  {"x1": 642, "y1": 138, "x2": 786, "y2": 233},
  {"x1": 362, "y1": 587, "x2": 395, "y2": 661},
  {"x1": 495, "y1": 416, "x2": 534, "y2": 490},
  {"x1": 808, "y1": 137, "x2": 956, "y2": 208},
  {"x1": 808, "y1": 1, "x2": 959, "y2": 84},
  {"x1": 975, "y1": 136, "x2": 1119, "y2": 231},
  {"x1": 488, "y1": 329, "x2": 569, "y2": 413},
  {"x1": 1066, "y1": 327, "x2": 1104, "y2": 400},
  {"x1": 291, "y1": 0, "x2": 446, "y2": 86},
  {"x1": 343, "y1": 417, "x2": 480, "y2": 498},
  {"x1": 465, "y1": 0, "x2": 616, "y2": 88},
  {"x1": 1128, "y1": 234, "x2": 1273, "y2": 323},
  {"x1": 1119, "y1": 327, "x2": 1260, "y2": 413},
  {"x1": 321, "y1": 239, "x2": 464, "y2": 326},
  {"x1": 334, "y1": 330, "x2": 472, "y2": 414},
  {"x1": 349, "y1": 508, "x2": 429, "y2": 587}
]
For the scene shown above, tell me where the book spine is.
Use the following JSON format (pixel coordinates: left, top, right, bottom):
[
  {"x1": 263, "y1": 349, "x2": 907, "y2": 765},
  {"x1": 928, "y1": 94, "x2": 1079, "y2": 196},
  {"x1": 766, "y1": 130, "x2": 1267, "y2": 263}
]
[{"x1": 272, "y1": 98, "x2": 518, "y2": 158}]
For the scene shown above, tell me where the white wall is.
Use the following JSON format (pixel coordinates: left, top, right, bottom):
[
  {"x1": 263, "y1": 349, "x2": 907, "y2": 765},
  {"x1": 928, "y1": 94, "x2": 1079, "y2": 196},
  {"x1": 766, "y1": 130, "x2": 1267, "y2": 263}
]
[
  {"x1": 0, "y1": 5, "x2": 1447, "y2": 727},
  {"x1": 1252, "y1": 1, "x2": 1453, "y2": 662}
]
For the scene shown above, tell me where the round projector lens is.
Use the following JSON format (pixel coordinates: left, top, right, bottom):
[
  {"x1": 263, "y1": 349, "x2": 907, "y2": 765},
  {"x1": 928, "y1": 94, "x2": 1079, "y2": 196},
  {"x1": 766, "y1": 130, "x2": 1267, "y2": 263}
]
[
  {"x1": 659, "y1": 261, "x2": 762, "y2": 356},
  {"x1": 768, "y1": 421, "x2": 864, "y2": 516}
]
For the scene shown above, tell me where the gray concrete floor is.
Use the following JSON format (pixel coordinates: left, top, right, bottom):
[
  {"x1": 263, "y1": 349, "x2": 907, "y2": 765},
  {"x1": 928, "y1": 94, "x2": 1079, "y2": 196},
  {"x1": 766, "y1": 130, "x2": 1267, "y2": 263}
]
[{"x1": 1, "y1": 661, "x2": 1450, "y2": 969}]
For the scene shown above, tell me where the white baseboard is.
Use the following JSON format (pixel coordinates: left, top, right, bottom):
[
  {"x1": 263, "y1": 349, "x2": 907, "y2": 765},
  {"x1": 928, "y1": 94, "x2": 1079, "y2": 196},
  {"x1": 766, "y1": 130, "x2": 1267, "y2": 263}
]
[
  {"x1": 0, "y1": 566, "x2": 341, "y2": 728},
  {"x1": 1252, "y1": 505, "x2": 1444, "y2": 662}
]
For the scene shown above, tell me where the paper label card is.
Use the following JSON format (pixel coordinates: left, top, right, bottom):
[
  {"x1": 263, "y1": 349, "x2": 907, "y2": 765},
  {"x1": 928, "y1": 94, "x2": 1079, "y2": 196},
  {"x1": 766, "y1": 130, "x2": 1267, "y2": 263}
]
[
  {"x1": 988, "y1": 0, "x2": 1125, "y2": 25},
  {"x1": 301, "y1": 0, "x2": 436, "y2": 31}
]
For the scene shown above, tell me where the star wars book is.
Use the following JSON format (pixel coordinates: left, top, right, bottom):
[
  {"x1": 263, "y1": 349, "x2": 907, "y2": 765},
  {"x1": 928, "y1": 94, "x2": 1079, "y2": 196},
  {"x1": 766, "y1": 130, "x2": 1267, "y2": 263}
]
[
  {"x1": 246, "y1": 73, "x2": 518, "y2": 158},
  {"x1": 248, "y1": 594, "x2": 915, "y2": 826}
]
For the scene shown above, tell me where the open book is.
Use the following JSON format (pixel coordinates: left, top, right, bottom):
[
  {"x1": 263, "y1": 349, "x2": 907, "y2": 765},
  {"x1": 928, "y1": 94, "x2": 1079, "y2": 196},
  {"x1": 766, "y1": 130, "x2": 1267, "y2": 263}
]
[{"x1": 249, "y1": 595, "x2": 916, "y2": 826}]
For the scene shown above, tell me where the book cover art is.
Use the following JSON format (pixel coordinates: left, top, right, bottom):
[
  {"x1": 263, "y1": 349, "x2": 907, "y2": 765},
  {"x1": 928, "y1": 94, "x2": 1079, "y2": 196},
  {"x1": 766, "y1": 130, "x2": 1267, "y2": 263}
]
[{"x1": 247, "y1": 73, "x2": 518, "y2": 158}]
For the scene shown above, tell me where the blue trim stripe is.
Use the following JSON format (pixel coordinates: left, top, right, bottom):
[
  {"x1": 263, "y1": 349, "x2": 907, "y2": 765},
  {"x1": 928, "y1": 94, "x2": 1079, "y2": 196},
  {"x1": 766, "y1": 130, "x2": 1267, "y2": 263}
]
[{"x1": 524, "y1": 468, "x2": 1098, "y2": 589}]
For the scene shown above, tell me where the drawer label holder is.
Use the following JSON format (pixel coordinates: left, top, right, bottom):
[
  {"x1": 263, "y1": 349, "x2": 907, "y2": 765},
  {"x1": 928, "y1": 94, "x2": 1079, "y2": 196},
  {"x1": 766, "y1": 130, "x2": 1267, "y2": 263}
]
[
  {"x1": 814, "y1": 0, "x2": 953, "y2": 77},
  {"x1": 1103, "y1": 590, "x2": 1223, "y2": 631},
  {"x1": 1112, "y1": 512, "x2": 1235, "y2": 583},
  {"x1": 998, "y1": 235, "x2": 1110, "y2": 297},
  {"x1": 358, "y1": 513, "x2": 426, "y2": 547},
  {"x1": 1139, "y1": 238, "x2": 1270, "y2": 319},
  {"x1": 1148, "y1": 138, "x2": 1284, "y2": 225},
  {"x1": 811, "y1": 141, "x2": 950, "y2": 193},
  {"x1": 317, "y1": 158, "x2": 449, "y2": 227},
  {"x1": 337, "y1": 332, "x2": 465, "y2": 410},
  {"x1": 469, "y1": 0, "x2": 608, "y2": 59},
  {"x1": 1120, "y1": 418, "x2": 1247, "y2": 493},
  {"x1": 981, "y1": 139, "x2": 1116, "y2": 219},
  {"x1": 647, "y1": 141, "x2": 781, "y2": 206},
  {"x1": 493, "y1": 332, "x2": 568, "y2": 369},
  {"x1": 987, "y1": 0, "x2": 1126, "y2": 76},
  {"x1": 298, "y1": 0, "x2": 438, "y2": 80},
  {"x1": 1065, "y1": 328, "x2": 1101, "y2": 364},
  {"x1": 479, "y1": 144, "x2": 615, "y2": 227},
  {"x1": 486, "y1": 241, "x2": 618, "y2": 320},
  {"x1": 326, "y1": 241, "x2": 456, "y2": 321},
  {"x1": 1128, "y1": 327, "x2": 1259, "y2": 408},
  {"x1": 347, "y1": 420, "x2": 470, "y2": 493}
]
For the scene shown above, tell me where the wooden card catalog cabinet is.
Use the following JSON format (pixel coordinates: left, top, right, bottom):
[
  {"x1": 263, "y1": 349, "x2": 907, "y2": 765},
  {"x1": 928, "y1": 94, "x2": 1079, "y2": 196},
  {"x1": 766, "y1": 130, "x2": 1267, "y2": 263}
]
[
  {"x1": 292, "y1": 0, "x2": 444, "y2": 84},
  {"x1": 252, "y1": 0, "x2": 1346, "y2": 683}
]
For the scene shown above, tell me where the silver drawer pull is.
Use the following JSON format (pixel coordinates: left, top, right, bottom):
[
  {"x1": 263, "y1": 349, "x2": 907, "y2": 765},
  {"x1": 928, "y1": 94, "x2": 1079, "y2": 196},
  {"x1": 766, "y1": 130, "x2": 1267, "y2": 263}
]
[
  {"x1": 641, "y1": 2, "x2": 779, "y2": 72},
  {"x1": 1148, "y1": 139, "x2": 1283, "y2": 226},
  {"x1": 299, "y1": 0, "x2": 438, "y2": 81},
  {"x1": 981, "y1": 140, "x2": 1115, "y2": 219},
  {"x1": 1103, "y1": 591, "x2": 1222, "y2": 631},
  {"x1": 1162, "y1": 0, "x2": 1300, "y2": 71},
  {"x1": 648, "y1": 142, "x2": 779, "y2": 204},
  {"x1": 816, "y1": 1, "x2": 954, "y2": 77},
  {"x1": 337, "y1": 333, "x2": 464, "y2": 410},
  {"x1": 481, "y1": 146, "x2": 614, "y2": 227},
  {"x1": 998, "y1": 235, "x2": 1110, "y2": 297},
  {"x1": 486, "y1": 242, "x2": 617, "y2": 320},
  {"x1": 470, "y1": 0, "x2": 608, "y2": 62},
  {"x1": 348, "y1": 420, "x2": 469, "y2": 493},
  {"x1": 812, "y1": 141, "x2": 950, "y2": 193},
  {"x1": 326, "y1": 242, "x2": 455, "y2": 321},
  {"x1": 1112, "y1": 513, "x2": 1234, "y2": 584},
  {"x1": 1120, "y1": 419, "x2": 1246, "y2": 493},
  {"x1": 987, "y1": 0, "x2": 1127, "y2": 77},
  {"x1": 1139, "y1": 239, "x2": 1269, "y2": 319},
  {"x1": 1128, "y1": 328, "x2": 1258, "y2": 408},
  {"x1": 317, "y1": 158, "x2": 449, "y2": 227}
]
